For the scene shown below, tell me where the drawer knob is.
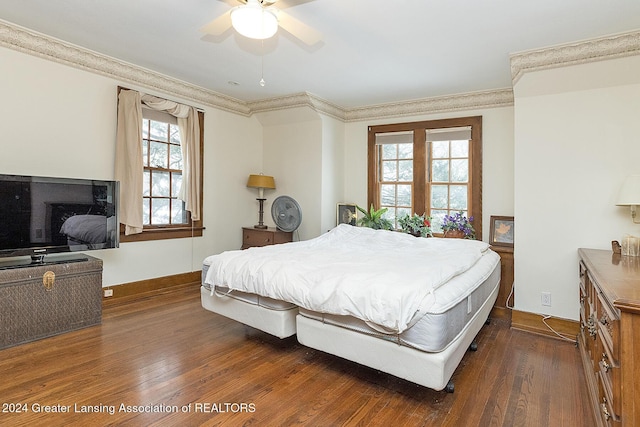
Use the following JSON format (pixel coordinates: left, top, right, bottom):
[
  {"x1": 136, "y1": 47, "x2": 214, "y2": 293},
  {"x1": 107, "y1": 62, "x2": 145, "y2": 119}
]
[
  {"x1": 601, "y1": 353, "x2": 612, "y2": 372},
  {"x1": 587, "y1": 315, "x2": 597, "y2": 337},
  {"x1": 601, "y1": 398, "x2": 611, "y2": 421},
  {"x1": 600, "y1": 315, "x2": 609, "y2": 326}
]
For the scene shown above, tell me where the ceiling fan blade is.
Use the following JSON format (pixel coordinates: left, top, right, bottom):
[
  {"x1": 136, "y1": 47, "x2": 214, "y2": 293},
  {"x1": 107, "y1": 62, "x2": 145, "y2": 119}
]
[
  {"x1": 199, "y1": 10, "x2": 232, "y2": 36},
  {"x1": 276, "y1": 9, "x2": 322, "y2": 46}
]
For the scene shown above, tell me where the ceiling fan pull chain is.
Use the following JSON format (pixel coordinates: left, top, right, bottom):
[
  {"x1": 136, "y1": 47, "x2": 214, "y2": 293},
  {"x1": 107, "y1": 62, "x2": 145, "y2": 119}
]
[{"x1": 260, "y1": 38, "x2": 266, "y2": 87}]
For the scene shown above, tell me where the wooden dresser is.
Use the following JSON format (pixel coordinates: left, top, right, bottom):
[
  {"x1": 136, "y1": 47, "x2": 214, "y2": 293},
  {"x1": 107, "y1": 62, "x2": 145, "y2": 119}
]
[
  {"x1": 242, "y1": 227, "x2": 293, "y2": 249},
  {"x1": 578, "y1": 248, "x2": 640, "y2": 426}
]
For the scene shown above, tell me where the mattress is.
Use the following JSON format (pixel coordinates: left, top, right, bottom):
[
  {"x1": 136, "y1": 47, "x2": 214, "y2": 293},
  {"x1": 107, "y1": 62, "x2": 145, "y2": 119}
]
[
  {"x1": 297, "y1": 250, "x2": 500, "y2": 352},
  {"x1": 201, "y1": 265, "x2": 298, "y2": 338},
  {"x1": 203, "y1": 224, "x2": 495, "y2": 333},
  {"x1": 202, "y1": 272, "x2": 296, "y2": 311}
]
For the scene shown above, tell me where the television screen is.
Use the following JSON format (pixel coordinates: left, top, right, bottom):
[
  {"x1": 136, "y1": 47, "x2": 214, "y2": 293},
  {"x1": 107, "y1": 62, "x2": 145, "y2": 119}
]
[{"x1": 0, "y1": 174, "x2": 119, "y2": 262}]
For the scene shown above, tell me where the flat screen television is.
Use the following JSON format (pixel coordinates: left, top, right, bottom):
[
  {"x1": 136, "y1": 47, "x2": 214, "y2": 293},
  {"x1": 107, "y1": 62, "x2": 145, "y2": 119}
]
[{"x1": 0, "y1": 174, "x2": 119, "y2": 265}]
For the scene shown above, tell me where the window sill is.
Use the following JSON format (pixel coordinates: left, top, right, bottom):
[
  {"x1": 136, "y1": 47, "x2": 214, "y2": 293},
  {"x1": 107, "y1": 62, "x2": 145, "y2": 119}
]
[{"x1": 120, "y1": 226, "x2": 204, "y2": 243}]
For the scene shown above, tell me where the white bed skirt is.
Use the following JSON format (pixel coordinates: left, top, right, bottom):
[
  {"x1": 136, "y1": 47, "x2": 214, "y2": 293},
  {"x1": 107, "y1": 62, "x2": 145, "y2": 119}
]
[
  {"x1": 295, "y1": 278, "x2": 499, "y2": 391},
  {"x1": 200, "y1": 286, "x2": 298, "y2": 339}
]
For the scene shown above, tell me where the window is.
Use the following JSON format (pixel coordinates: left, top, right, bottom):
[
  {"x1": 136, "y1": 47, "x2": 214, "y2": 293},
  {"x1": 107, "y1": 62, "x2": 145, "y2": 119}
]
[
  {"x1": 116, "y1": 87, "x2": 204, "y2": 243},
  {"x1": 367, "y1": 116, "x2": 482, "y2": 239},
  {"x1": 142, "y1": 113, "x2": 187, "y2": 227}
]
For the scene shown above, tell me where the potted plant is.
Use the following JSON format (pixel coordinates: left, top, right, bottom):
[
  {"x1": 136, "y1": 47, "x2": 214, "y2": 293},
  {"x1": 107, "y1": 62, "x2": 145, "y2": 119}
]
[
  {"x1": 398, "y1": 213, "x2": 433, "y2": 237},
  {"x1": 441, "y1": 211, "x2": 476, "y2": 239},
  {"x1": 356, "y1": 205, "x2": 393, "y2": 230}
]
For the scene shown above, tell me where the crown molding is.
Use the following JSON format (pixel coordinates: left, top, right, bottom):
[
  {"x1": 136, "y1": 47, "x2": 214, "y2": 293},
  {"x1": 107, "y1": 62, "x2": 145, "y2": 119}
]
[
  {"x1": 510, "y1": 29, "x2": 640, "y2": 85},
  {"x1": 247, "y1": 92, "x2": 346, "y2": 121},
  {"x1": 0, "y1": 20, "x2": 251, "y2": 116},
  {"x1": 344, "y1": 89, "x2": 514, "y2": 122},
  {"x1": 1, "y1": 19, "x2": 513, "y2": 122}
]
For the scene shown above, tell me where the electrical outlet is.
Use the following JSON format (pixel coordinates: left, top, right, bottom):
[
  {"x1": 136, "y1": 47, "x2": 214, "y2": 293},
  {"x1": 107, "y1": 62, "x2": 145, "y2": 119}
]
[
  {"x1": 104, "y1": 289, "x2": 113, "y2": 297},
  {"x1": 541, "y1": 292, "x2": 551, "y2": 307}
]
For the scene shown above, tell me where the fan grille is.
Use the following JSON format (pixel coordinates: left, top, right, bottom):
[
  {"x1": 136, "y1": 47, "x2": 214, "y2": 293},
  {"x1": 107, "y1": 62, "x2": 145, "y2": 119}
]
[{"x1": 271, "y1": 196, "x2": 302, "y2": 232}]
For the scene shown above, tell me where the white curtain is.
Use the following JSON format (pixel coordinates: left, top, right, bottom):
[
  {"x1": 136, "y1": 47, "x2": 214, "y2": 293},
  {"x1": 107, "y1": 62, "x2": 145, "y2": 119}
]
[
  {"x1": 115, "y1": 90, "x2": 201, "y2": 235},
  {"x1": 115, "y1": 90, "x2": 143, "y2": 235}
]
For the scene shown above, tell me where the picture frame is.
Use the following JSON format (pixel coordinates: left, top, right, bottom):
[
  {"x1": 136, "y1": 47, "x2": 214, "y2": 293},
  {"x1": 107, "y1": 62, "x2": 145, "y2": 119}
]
[
  {"x1": 489, "y1": 216, "x2": 514, "y2": 247},
  {"x1": 337, "y1": 204, "x2": 357, "y2": 226}
]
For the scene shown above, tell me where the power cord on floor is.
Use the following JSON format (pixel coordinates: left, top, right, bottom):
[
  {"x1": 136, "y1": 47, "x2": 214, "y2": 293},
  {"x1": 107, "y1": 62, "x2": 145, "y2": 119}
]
[
  {"x1": 505, "y1": 281, "x2": 577, "y2": 344},
  {"x1": 542, "y1": 315, "x2": 578, "y2": 344}
]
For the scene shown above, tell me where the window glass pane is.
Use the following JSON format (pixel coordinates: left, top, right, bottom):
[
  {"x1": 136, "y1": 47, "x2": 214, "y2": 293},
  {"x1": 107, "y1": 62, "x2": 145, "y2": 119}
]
[
  {"x1": 151, "y1": 198, "x2": 170, "y2": 225},
  {"x1": 142, "y1": 119, "x2": 149, "y2": 140},
  {"x1": 382, "y1": 144, "x2": 396, "y2": 160},
  {"x1": 398, "y1": 143, "x2": 413, "y2": 159},
  {"x1": 170, "y1": 145, "x2": 182, "y2": 170},
  {"x1": 449, "y1": 185, "x2": 468, "y2": 210},
  {"x1": 432, "y1": 141, "x2": 449, "y2": 158},
  {"x1": 149, "y1": 141, "x2": 168, "y2": 169},
  {"x1": 381, "y1": 184, "x2": 396, "y2": 205},
  {"x1": 382, "y1": 161, "x2": 397, "y2": 181},
  {"x1": 451, "y1": 140, "x2": 468, "y2": 158},
  {"x1": 143, "y1": 171, "x2": 151, "y2": 196},
  {"x1": 382, "y1": 208, "x2": 396, "y2": 226},
  {"x1": 398, "y1": 160, "x2": 413, "y2": 181},
  {"x1": 151, "y1": 171, "x2": 170, "y2": 197},
  {"x1": 171, "y1": 172, "x2": 182, "y2": 196},
  {"x1": 450, "y1": 159, "x2": 469, "y2": 182},
  {"x1": 397, "y1": 184, "x2": 412, "y2": 206},
  {"x1": 431, "y1": 185, "x2": 448, "y2": 209},
  {"x1": 142, "y1": 140, "x2": 149, "y2": 167},
  {"x1": 150, "y1": 120, "x2": 168, "y2": 141},
  {"x1": 430, "y1": 210, "x2": 448, "y2": 233},
  {"x1": 169, "y1": 124, "x2": 181, "y2": 144},
  {"x1": 142, "y1": 198, "x2": 150, "y2": 225},
  {"x1": 432, "y1": 160, "x2": 449, "y2": 182},
  {"x1": 396, "y1": 207, "x2": 411, "y2": 219},
  {"x1": 172, "y1": 199, "x2": 187, "y2": 224}
]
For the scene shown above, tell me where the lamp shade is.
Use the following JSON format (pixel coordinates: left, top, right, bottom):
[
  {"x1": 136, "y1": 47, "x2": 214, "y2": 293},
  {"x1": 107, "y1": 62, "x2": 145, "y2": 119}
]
[
  {"x1": 247, "y1": 174, "x2": 275, "y2": 190},
  {"x1": 231, "y1": 0, "x2": 278, "y2": 40},
  {"x1": 616, "y1": 175, "x2": 640, "y2": 205}
]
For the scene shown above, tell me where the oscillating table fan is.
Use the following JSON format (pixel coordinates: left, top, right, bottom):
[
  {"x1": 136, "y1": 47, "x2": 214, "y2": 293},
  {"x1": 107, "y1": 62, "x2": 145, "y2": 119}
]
[{"x1": 271, "y1": 195, "x2": 302, "y2": 232}]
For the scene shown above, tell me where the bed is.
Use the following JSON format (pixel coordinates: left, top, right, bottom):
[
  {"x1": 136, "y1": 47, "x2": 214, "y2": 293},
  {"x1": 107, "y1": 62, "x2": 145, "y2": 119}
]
[{"x1": 201, "y1": 224, "x2": 501, "y2": 391}]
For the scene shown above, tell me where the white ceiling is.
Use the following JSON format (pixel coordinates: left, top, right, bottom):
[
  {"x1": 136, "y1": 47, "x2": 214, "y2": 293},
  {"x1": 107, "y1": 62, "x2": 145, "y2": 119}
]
[{"x1": 2, "y1": 0, "x2": 640, "y2": 109}]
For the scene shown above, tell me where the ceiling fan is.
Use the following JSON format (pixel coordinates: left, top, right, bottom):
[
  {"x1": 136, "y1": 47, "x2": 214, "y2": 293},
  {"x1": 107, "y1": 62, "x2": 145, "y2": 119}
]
[{"x1": 201, "y1": 0, "x2": 322, "y2": 46}]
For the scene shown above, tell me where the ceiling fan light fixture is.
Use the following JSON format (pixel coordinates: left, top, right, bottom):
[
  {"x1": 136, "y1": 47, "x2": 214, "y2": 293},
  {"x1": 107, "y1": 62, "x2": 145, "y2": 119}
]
[{"x1": 231, "y1": 1, "x2": 278, "y2": 40}]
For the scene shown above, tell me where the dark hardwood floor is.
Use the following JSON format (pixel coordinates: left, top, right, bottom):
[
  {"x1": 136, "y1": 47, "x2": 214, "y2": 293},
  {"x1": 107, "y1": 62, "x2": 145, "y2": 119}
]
[{"x1": 0, "y1": 284, "x2": 595, "y2": 426}]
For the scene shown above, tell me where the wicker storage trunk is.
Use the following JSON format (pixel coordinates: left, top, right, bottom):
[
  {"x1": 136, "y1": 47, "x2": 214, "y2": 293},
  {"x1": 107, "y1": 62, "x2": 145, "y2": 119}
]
[{"x1": 0, "y1": 255, "x2": 103, "y2": 349}]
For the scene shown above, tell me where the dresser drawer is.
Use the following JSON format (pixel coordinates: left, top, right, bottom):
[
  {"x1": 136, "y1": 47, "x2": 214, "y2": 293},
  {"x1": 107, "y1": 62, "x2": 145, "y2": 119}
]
[
  {"x1": 241, "y1": 227, "x2": 293, "y2": 249},
  {"x1": 599, "y1": 350, "x2": 621, "y2": 421},
  {"x1": 596, "y1": 291, "x2": 620, "y2": 364},
  {"x1": 243, "y1": 229, "x2": 274, "y2": 247}
]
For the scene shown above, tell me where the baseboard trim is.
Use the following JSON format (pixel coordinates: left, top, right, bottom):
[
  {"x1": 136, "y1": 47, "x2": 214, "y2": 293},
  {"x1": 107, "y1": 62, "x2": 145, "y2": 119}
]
[
  {"x1": 511, "y1": 309, "x2": 579, "y2": 342},
  {"x1": 102, "y1": 271, "x2": 201, "y2": 305}
]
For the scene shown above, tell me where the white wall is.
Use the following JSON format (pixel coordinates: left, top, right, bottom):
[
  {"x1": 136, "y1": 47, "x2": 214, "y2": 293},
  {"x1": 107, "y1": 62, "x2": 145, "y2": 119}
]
[
  {"x1": 0, "y1": 46, "x2": 262, "y2": 286},
  {"x1": 258, "y1": 107, "x2": 323, "y2": 240},
  {"x1": 320, "y1": 115, "x2": 346, "y2": 233},
  {"x1": 513, "y1": 55, "x2": 640, "y2": 320},
  {"x1": 343, "y1": 107, "x2": 516, "y2": 241}
]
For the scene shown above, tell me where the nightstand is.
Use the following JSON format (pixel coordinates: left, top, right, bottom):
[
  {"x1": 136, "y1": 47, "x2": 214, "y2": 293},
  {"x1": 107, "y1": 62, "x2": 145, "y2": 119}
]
[{"x1": 242, "y1": 227, "x2": 293, "y2": 249}]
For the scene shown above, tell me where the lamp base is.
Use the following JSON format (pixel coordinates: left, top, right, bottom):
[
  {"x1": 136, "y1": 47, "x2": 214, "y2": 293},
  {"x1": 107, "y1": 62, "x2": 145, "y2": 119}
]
[{"x1": 255, "y1": 198, "x2": 267, "y2": 229}]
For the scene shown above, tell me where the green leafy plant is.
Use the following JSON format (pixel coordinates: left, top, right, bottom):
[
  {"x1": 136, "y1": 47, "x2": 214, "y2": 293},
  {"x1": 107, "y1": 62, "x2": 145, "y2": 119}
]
[
  {"x1": 398, "y1": 213, "x2": 433, "y2": 237},
  {"x1": 441, "y1": 211, "x2": 476, "y2": 239},
  {"x1": 356, "y1": 205, "x2": 393, "y2": 230}
]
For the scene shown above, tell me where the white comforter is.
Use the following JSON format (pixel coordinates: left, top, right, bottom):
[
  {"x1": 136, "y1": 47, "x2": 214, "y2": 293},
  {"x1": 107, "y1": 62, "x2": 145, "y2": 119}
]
[{"x1": 204, "y1": 224, "x2": 492, "y2": 333}]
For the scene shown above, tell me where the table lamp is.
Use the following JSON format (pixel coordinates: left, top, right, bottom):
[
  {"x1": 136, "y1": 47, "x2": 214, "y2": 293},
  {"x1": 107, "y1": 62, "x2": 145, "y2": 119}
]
[{"x1": 247, "y1": 173, "x2": 276, "y2": 229}]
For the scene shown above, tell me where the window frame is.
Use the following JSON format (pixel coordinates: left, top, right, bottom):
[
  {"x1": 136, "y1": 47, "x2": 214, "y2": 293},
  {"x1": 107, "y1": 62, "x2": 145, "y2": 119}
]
[
  {"x1": 119, "y1": 109, "x2": 204, "y2": 243},
  {"x1": 367, "y1": 116, "x2": 482, "y2": 240}
]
